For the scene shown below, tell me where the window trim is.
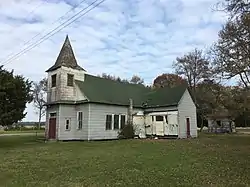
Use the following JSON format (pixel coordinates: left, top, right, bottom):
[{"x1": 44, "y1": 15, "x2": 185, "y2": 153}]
[
  {"x1": 51, "y1": 74, "x2": 57, "y2": 88},
  {"x1": 77, "y1": 111, "x2": 83, "y2": 130},
  {"x1": 105, "y1": 114, "x2": 112, "y2": 130},
  {"x1": 114, "y1": 114, "x2": 120, "y2": 130},
  {"x1": 105, "y1": 114, "x2": 127, "y2": 131},
  {"x1": 67, "y1": 73, "x2": 74, "y2": 87},
  {"x1": 120, "y1": 115, "x2": 126, "y2": 130}
]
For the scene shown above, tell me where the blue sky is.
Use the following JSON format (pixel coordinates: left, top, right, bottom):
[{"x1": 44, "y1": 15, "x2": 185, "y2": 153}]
[{"x1": 0, "y1": 0, "x2": 228, "y2": 121}]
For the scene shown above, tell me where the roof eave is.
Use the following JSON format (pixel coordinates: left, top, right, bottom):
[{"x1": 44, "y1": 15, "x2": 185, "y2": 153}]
[
  {"x1": 44, "y1": 99, "x2": 89, "y2": 106},
  {"x1": 143, "y1": 103, "x2": 178, "y2": 109}
]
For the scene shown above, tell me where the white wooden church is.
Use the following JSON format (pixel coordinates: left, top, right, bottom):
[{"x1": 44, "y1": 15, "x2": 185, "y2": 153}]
[{"x1": 45, "y1": 36, "x2": 198, "y2": 141}]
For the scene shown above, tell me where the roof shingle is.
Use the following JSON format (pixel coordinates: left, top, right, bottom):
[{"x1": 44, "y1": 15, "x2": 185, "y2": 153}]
[{"x1": 46, "y1": 35, "x2": 85, "y2": 72}]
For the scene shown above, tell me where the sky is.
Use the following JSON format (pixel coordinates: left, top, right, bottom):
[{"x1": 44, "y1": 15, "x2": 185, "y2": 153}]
[{"x1": 0, "y1": 0, "x2": 229, "y2": 121}]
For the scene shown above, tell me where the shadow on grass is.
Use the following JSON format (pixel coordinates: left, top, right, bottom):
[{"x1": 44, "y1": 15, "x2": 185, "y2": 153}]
[{"x1": 0, "y1": 135, "x2": 45, "y2": 149}]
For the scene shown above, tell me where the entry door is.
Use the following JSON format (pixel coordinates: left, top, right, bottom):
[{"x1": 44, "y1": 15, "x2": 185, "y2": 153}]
[
  {"x1": 186, "y1": 118, "x2": 191, "y2": 137},
  {"x1": 167, "y1": 114, "x2": 178, "y2": 136},
  {"x1": 155, "y1": 116, "x2": 164, "y2": 136},
  {"x1": 49, "y1": 118, "x2": 56, "y2": 139}
]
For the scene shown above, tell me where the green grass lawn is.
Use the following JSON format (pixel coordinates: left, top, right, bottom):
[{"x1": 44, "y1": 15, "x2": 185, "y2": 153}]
[{"x1": 0, "y1": 134, "x2": 249, "y2": 187}]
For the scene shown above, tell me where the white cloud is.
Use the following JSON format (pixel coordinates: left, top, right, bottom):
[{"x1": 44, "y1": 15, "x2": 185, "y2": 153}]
[{"x1": 0, "y1": 0, "x2": 228, "y2": 121}]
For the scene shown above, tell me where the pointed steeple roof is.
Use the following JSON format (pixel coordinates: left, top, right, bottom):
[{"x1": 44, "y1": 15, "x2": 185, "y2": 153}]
[{"x1": 46, "y1": 35, "x2": 85, "y2": 72}]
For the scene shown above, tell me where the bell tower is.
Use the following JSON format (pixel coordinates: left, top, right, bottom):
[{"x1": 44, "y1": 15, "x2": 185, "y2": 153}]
[{"x1": 45, "y1": 35, "x2": 86, "y2": 103}]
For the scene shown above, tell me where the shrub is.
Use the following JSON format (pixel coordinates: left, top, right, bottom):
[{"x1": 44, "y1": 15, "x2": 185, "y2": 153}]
[{"x1": 118, "y1": 122, "x2": 135, "y2": 139}]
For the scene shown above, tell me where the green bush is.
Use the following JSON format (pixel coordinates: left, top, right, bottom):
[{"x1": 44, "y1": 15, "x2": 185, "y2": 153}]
[{"x1": 118, "y1": 122, "x2": 135, "y2": 139}]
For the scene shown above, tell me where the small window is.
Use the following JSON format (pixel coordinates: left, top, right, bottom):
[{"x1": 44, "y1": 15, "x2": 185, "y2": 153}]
[
  {"x1": 114, "y1": 115, "x2": 119, "y2": 130},
  {"x1": 156, "y1": 116, "x2": 164, "y2": 121},
  {"x1": 65, "y1": 118, "x2": 70, "y2": 130},
  {"x1": 105, "y1": 115, "x2": 112, "y2": 130},
  {"x1": 121, "y1": 115, "x2": 126, "y2": 129},
  {"x1": 50, "y1": 112, "x2": 56, "y2": 118},
  {"x1": 67, "y1": 74, "x2": 74, "y2": 86},
  {"x1": 152, "y1": 116, "x2": 154, "y2": 122},
  {"x1": 77, "y1": 112, "x2": 83, "y2": 129},
  {"x1": 51, "y1": 74, "x2": 57, "y2": 87}
]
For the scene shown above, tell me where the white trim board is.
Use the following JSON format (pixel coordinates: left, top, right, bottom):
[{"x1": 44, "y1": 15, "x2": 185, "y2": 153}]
[{"x1": 148, "y1": 111, "x2": 178, "y2": 116}]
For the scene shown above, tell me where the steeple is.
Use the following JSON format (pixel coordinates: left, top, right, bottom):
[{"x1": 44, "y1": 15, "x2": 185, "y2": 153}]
[{"x1": 46, "y1": 35, "x2": 85, "y2": 72}]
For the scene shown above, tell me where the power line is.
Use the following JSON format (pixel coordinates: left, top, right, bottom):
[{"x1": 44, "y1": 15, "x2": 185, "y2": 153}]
[
  {"x1": 2, "y1": 0, "x2": 105, "y2": 66},
  {"x1": 20, "y1": 0, "x2": 88, "y2": 47},
  {"x1": 2, "y1": 0, "x2": 88, "y2": 62},
  {"x1": 2, "y1": 0, "x2": 48, "y2": 62}
]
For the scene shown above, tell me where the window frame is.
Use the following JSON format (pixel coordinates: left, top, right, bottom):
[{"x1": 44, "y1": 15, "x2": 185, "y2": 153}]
[
  {"x1": 114, "y1": 114, "x2": 120, "y2": 130},
  {"x1": 67, "y1": 73, "x2": 74, "y2": 87},
  {"x1": 105, "y1": 114, "x2": 112, "y2": 130},
  {"x1": 51, "y1": 74, "x2": 57, "y2": 88},
  {"x1": 120, "y1": 115, "x2": 126, "y2": 130},
  {"x1": 156, "y1": 115, "x2": 164, "y2": 122},
  {"x1": 77, "y1": 111, "x2": 83, "y2": 130},
  {"x1": 65, "y1": 118, "x2": 71, "y2": 131}
]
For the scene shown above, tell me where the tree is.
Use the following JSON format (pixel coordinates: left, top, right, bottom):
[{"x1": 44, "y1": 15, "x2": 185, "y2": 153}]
[
  {"x1": 211, "y1": 13, "x2": 250, "y2": 88},
  {"x1": 98, "y1": 73, "x2": 146, "y2": 85},
  {"x1": 216, "y1": 0, "x2": 250, "y2": 18},
  {"x1": 0, "y1": 66, "x2": 33, "y2": 126},
  {"x1": 196, "y1": 80, "x2": 226, "y2": 113},
  {"x1": 130, "y1": 75, "x2": 144, "y2": 84},
  {"x1": 153, "y1": 73, "x2": 187, "y2": 88},
  {"x1": 98, "y1": 73, "x2": 129, "y2": 83},
  {"x1": 196, "y1": 79, "x2": 226, "y2": 129},
  {"x1": 33, "y1": 78, "x2": 47, "y2": 129},
  {"x1": 173, "y1": 48, "x2": 211, "y2": 103}
]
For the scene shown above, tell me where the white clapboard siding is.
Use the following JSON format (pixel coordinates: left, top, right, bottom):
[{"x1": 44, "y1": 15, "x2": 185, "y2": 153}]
[
  {"x1": 57, "y1": 104, "x2": 89, "y2": 140},
  {"x1": 88, "y1": 103, "x2": 140, "y2": 140},
  {"x1": 177, "y1": 89, "x2": 197, "y2": 138}
]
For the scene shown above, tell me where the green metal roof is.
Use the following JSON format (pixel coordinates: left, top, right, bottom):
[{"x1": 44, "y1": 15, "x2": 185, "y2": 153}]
[{"x1": 75, "y1": 74, "x2": 187, "y2": 108}]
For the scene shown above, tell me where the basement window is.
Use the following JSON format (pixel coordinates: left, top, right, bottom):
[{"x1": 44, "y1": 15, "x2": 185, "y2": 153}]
[
  {"x1": 67, "y1": 74, "x2": 74, "y2": 86},
  {"x1": 51, "y1": 74, "x2": 57, "y2": 87}
]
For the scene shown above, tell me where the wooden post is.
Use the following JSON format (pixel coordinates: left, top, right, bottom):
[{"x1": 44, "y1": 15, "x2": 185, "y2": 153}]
[{"x1": 128, "y1": 98, "x2": 133, "y2": 125}]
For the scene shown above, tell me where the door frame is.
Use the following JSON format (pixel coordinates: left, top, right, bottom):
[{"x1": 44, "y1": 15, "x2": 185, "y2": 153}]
[
  {"x1": 154, "y1": 115, "x2": 165, "y2": 136},
  {"x1": 186, "y1": 117, "x2": 191, "y2": 138},
  {"x1": 48, "y1": 112, "x2": 57, "y2": 139}
]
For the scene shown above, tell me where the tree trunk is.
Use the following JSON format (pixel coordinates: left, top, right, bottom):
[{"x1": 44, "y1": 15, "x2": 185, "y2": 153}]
[
  {"x1": 200, "y1": 116, "x2": 204, "y2": 132},
  {"x1": 38, "y1": 108, "x2": 42, "y2": 130}
]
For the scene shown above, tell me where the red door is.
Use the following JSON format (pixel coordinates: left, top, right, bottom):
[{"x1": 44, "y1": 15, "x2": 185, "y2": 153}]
[
  {"x1": 186, "y1": 118, "x2": 191, "y2": 138},
  {"x1": 49, "y1": 118, "x2": 56, "y2": 139}
]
